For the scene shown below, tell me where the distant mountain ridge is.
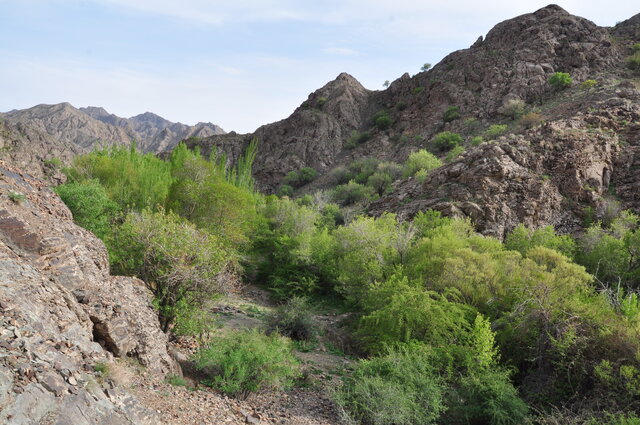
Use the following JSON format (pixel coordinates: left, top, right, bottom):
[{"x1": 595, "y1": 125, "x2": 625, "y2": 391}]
[
  {"x1": 80, "y1": 106, "x2": 225, "y2": 153},
  {"x1": 1, "y1": 103, "x2": 225, "y2": 155}
]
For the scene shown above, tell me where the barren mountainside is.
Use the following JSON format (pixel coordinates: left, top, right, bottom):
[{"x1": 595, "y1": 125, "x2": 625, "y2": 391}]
[{"x1": 1, "y1": 102, "x2": 225, "y2": 159}]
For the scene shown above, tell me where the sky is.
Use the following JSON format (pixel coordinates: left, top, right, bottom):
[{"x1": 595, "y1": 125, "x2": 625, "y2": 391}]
[{"x1": 0, "y1": 1, "x2": 637, "y2": 133}]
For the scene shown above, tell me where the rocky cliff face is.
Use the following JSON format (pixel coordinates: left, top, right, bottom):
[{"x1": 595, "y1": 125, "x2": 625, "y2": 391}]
[
  {"x1": 0, "y1": 160, "x2": 177, "y2": 424},
  {"x1": 190, "y1": 5, "x2": 640, "y2": 236}
]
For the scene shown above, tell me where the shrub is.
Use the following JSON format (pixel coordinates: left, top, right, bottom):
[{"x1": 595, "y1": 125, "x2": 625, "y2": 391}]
[
  {"x1": 445, "y1": 369, "x2": 528, "y2": 425},
  {"x1": 66, "y1": 144, "x2": 172, "y2": 211},
  {"x1": 267, "y1": 296, "x2": 317, "y2": 341},
  {"x1": 167, "y1": 153, "x2": 259, "y2": 246},
  {"x1": 335, "y1": 345, "x2": 446, "y2": 425},
  {"x1": 627, "y1": 53, "x2": 640, "y2": 73},
  {"x1": 373, "y1": 110, "x2": 393, "y2": 130},
  {"x1": 277, "y1": 184, "x2": 294, "y2": 197},
  {"x1": 484, "y1": 124, "x2": 508, "y2": 138},
  {"x1": 282, "y1": 167, "x2": 318, "y2": 188},
  {"x1": 402, "y1": 149, "x2": 442, "y2": 178},
  {"x1": 431, "y1": 131, "x2": 463, "y2": 152},
  {"x1": 634, "y1": 43, "x2": 640, "y2": 52},
  {"x1": 548, "y1": 72, "x2": 572, "y2": 90},
  {"x1": 443, "y1": 106, "x2": 461, "y2": 122},
  {"x1": 581, "y1": 79, "x2": 598, "y2": 90},
  {"x1": 367, "y1": 171, "x2": 393, "y2": 196},
  {"x1": 113, "y1": 210, "x2": 233, "y2": 331},
  {"x1": 412, "y1": 86, "x2": 425, "y2": 95},
  {"x1": 55, "y1": 180, "x2": 119, "y2": 241},
  {"x1": 505, "y1": 224, "x2": 576, "y2": 259},
  {"x1": 421, "y1": 63, "x2": 432, "y2": 72},
  {"x1": 445, "y1": 145, "x2": 465, "y2": 162},
  {"x1": 332, "y1": 181, "x2": 374, "y2": 205},
  {"x1": 7, "y1": 190, "x2": 26, "y2": 204},
  {"x1": 520, "y1": 112, "x2": 543, "y2": 128},
  {"x1": 345, "y1": 130, "x2": 371, "y2": 149},
  {"x1": 470, "y1": 135, "x2": 484, "y2": 146},
  {"x1": 194, "y1": 329, "x2": 300, "y2": 398},
  {"x1": 316, "y1": 97, "x2": 327, "y2": 108},
  {"x1": 498, "y1": 98, "x2": 526, "y2": 120}
]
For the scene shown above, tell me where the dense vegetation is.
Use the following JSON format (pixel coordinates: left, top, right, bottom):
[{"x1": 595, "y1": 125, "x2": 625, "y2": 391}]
[{"x1": 57, "y1": 142, "x2": 640, "y2": 424}]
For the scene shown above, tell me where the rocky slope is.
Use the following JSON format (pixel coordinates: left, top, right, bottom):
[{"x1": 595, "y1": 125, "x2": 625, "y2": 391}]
[
  {"x1": 191, "y1": 5, "x2": 640, "y2": 236},
  {"x1": 1, "y1": 103, "x2": 225, "y2": 155},
  {"x1": 0, "y1": 119, "x2": 82, "y2": 183},
  {"x1": 0, "y1": 160, "x2": 178, "y2": 424}
]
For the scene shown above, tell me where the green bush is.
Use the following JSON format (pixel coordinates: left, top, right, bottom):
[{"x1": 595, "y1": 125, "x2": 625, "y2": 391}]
[
  {"x1": 332, "y1": 181, "x2": 374, "y2": 205},
  {"x1": 282, "y1": 167, "x2": 318, "y2": 188},
  {"x1": 267, "y1": 296, "x2": 317, "y2": 341},
  {"x1": 484, "y1": 124, "x2": 508, "y2": 138},
  {"x1": 55, "y1": 180, "x2": 119, "y2": 242},
  {"x1": 194, "y1": 329, "x2": 300, "y2": 398},
  {"x1": 277, "y1": 184, "x2": 294, "y2": 197},
  {"x1": 431, "y1": 131, "x2": 463, "y2": 152},
  {"x1": 113, "y1": 209, "x2": 233, "y2": 331},
  {"x1": 445, "y1": 145, "x2": 465, "y2": 162},
  {"x1": 548, "y1": 72, "x2": 572, "y2": 90},
  {"x1": 345, "y1": 130, "x2": 371, "y2": 149},
  {"x1": 470, "y1": 135, "x2": 484, "y2": 146},
  {"x1": 65, "y1": 144, "x2": 172, "y2": 212},
  {"x1": 505, "y1": 224, "x2": 576, "y2": 259},
  {"x1": 443, "y1": 106, "x2": 461, "y2": 122},
  {"x1": 335, "y1": 345, "x2": 446, "y2": 425},
  {"x1": 581, "y1": 79, "x2": 598, "y2": 90},
  {"x1": 402, "y1": 149, "x2": 442, "y2": 178},
  {"x1": 373, "y1": 110, "x2": 393, "y2": 130},
  {"x1": 627, "y1": 53, "x2": 640, "y2": 73},
  {"x1": 367, "y1": 171, "x2": 393, "y2": 196},
  {"x1": 445, "y1": 369, "x2": 528, "y2": 425}
]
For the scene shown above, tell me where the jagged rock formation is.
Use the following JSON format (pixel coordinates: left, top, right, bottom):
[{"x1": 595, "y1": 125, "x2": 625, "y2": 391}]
[
  {"x1": 0, "y1": 160, "x2": 178, "y2": 424},
  {"x1": 190, "y1": 5, "x2": 640, "y2": 236},
  {"x1": 1, "y1": 103, "x2": 225, "y2": 155}
]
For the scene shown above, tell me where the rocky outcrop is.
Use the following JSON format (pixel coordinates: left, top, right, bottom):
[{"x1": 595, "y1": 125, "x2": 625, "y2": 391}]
[
  {"x1": 0, "y1": 160, "x2": 177, "y2": 424},
  {"x1": 369, "y1": 89, "x2": 640, "y2": 238}
]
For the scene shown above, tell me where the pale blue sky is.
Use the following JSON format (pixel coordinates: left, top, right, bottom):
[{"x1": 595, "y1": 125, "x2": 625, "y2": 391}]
[{"x1": 0, "y1": 1, "x2": 636, "y2": 132}]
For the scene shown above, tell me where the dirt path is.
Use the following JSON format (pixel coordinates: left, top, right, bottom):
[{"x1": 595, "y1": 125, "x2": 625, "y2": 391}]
[{"x1": 123, "y1": 284, "x2": 351, "y2": 424}]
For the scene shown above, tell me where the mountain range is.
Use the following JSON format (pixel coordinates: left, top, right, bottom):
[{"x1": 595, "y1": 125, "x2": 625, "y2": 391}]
[{"x1": 0, "y1": 103, "x2": 225, "y2": 179}]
